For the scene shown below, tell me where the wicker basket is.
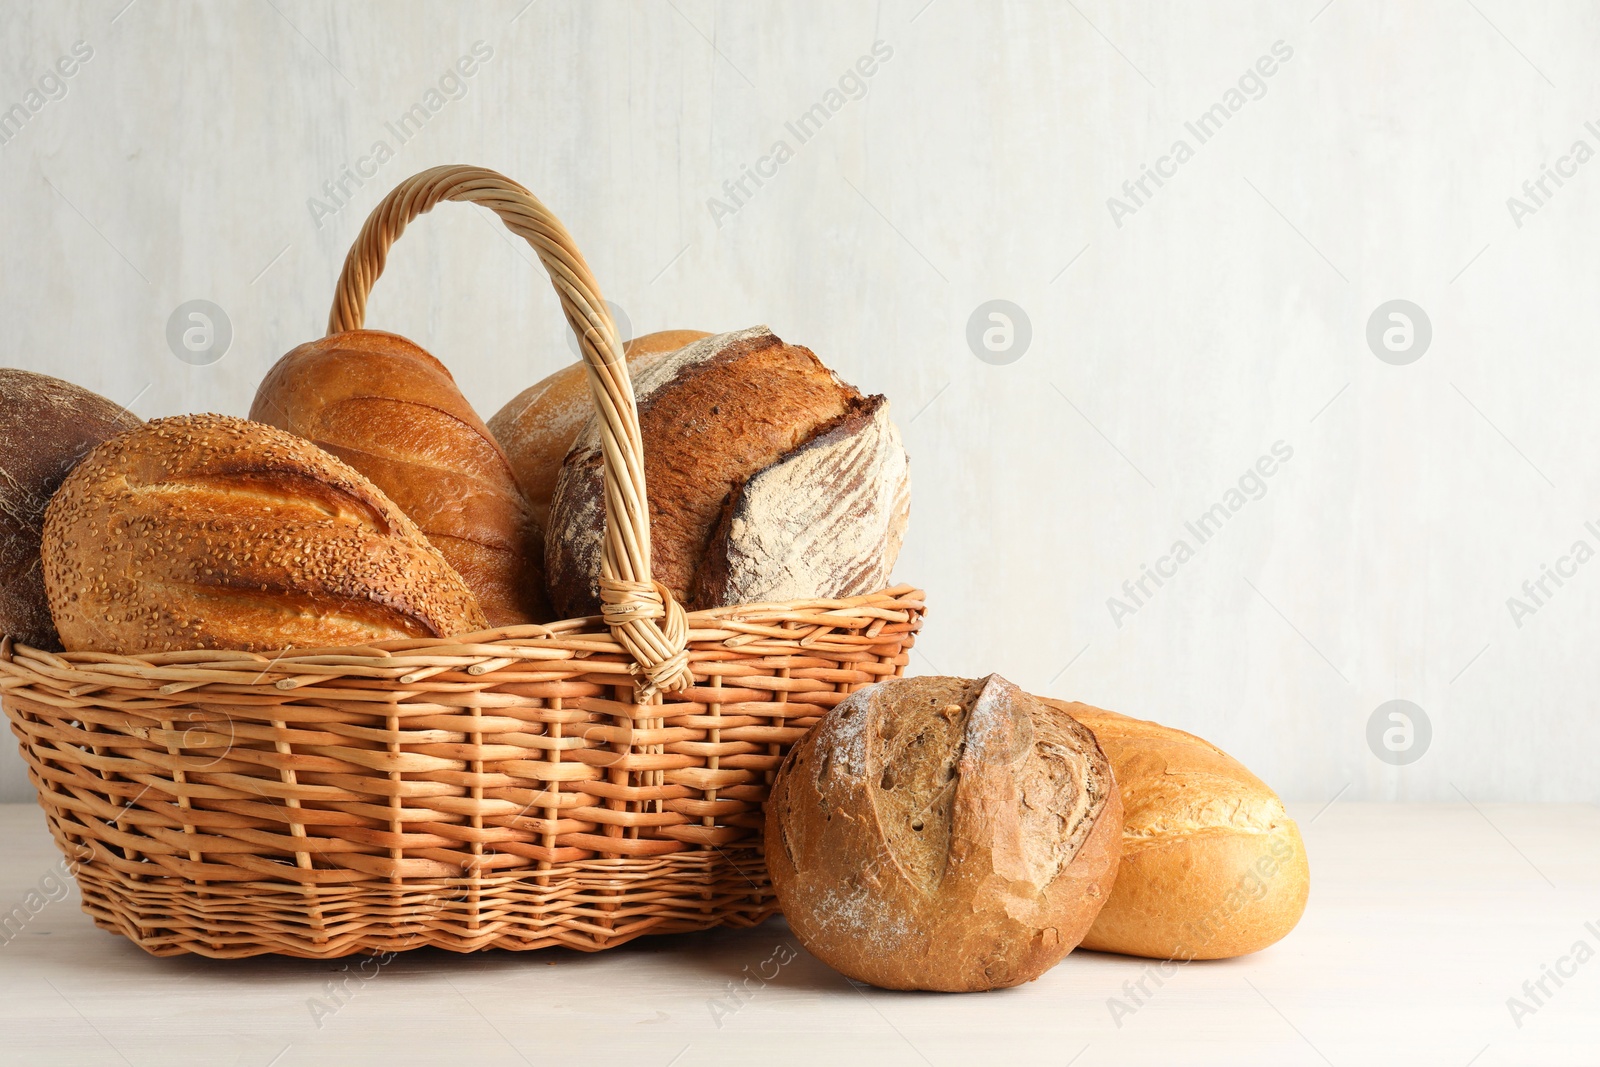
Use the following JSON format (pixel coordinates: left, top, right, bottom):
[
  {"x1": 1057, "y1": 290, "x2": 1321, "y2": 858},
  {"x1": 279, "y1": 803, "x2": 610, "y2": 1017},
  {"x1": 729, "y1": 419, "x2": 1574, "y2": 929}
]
[{"x1": 0, "y1": 165, "x2": 923, "y2": 959}]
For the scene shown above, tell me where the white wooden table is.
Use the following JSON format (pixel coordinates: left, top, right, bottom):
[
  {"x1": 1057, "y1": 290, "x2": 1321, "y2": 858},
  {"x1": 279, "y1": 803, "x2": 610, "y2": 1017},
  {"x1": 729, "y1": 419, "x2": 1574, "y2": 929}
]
[{"x1": 0, "y1": 801, "x2": 1595, "y2": 1066}]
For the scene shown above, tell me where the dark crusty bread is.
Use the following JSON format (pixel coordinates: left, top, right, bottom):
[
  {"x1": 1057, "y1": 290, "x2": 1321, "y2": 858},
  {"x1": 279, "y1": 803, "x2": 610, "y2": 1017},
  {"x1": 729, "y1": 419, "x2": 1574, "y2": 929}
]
[
  {"x1": 1042, "y1": 698, "x2": 1309, "y2": 960},
  {"x1": 41, "y1": 414, "x2": 488, "y2": 654},
  {"x1": 767, "y1": 675, "x2": 1122, "y2": 991},
  {"x1": 0, "y1": 369, "x2": 142, "y2": 650},
  {"x1": 546, "y1": 326, "x2": 910, "y2": 617},
  {"x1": 487, "y1": 329, "x2": 712, "y2": 538},
  {"x1": 251, "y1": 330, "x2": 546, "y2": 626}
]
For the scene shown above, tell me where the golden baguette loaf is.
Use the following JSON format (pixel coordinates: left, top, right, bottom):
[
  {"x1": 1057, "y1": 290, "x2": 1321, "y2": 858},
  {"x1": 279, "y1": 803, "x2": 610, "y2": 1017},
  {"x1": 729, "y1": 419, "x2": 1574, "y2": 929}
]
[
  {"x1": 1042, "y1": 698, "x2": 1309, "y2": 960},
  {"x1": 487, "y1": 330, "x2": 712, "y2": 538},
  {"x1": 251, "y1": 330, "x2": 546, "y2": 626},
  {"x1": 41, "y1": 414, "x2": 488, "y2": 654},
  {"x1": 768, "y1": 676, "x2": 1122, "y2": 991},
  {"x1": 0, "y1": 369, "x2": 141, "y2": 651}
]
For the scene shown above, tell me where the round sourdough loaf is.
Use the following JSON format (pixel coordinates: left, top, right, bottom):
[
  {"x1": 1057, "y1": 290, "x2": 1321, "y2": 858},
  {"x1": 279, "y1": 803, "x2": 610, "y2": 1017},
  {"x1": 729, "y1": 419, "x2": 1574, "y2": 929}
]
[
  {"x1": 251, "y1": 330, "x2": 546, "y2": 626},
  {"x1": 41, "y1": 414, "x2": 488, "y2": 654},
  {"x1": 545, "y1": 326, "x2": 910, "y2": 617},
  {"x1": 0, "y1": 369, "x2": 142, "y2": 651},
  {"x1": 1042, "y1": 698, "x2": 1310, "y2": 960},
  {"x1": 766, "y1": 675, "x2": 1122, "y2": 992},
  {"x1": 488, "y1": 329, "x2": 711, "y2": 538}
]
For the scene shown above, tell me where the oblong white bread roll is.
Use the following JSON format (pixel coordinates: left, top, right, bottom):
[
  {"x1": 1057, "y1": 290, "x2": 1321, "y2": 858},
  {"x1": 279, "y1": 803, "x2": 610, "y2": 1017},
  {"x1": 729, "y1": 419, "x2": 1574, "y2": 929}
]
[{"x1": 1042, "y1": 698, "x2": 1309, "y2": 960}]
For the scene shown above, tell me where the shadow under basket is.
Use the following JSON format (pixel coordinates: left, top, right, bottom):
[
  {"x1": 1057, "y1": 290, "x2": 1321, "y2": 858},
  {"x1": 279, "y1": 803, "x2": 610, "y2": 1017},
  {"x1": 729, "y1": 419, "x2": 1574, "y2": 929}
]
[{"x1": 1, "y1": 165, "x2": 923, "y2": 958}]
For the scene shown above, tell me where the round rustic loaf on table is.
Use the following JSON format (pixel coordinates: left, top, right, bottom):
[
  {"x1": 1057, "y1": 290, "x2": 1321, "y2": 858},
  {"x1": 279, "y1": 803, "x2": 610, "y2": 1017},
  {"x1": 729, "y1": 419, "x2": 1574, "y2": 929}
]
[
  {"x1": 41, "y1": 413, "x2": 488, "y2": 654},
  {"x1": 0, "y1": 369, "x2": 142, "y2": 651},
  {"x1": 251, "y1": 329, "x2": 546, "y2": 626},
  {"x1": 1043, "y1": 698, "x2": 1310, "y2": 960},
  {"x1": 766, "y1": 674, "x2": 1122, "y2": 991},
  {"x1": 546, "y1": 325, "x2": 910, "y2": 617},
  {"x1": 488, "y1": 329, "x2": 711, "y2": 537}
]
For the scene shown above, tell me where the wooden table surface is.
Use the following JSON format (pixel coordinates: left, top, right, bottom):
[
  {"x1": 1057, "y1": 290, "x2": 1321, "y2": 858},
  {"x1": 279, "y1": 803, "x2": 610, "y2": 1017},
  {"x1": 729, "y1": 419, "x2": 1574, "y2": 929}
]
[{"x1": 0, "y1": 801, "x2": 1595, "y2": 1066}]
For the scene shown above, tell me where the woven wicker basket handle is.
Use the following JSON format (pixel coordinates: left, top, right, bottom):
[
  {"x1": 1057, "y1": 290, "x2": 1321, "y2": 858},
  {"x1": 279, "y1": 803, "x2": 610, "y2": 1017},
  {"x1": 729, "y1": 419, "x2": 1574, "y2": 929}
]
[{"x1": 327, "y1": 165, "x2": 690, "y2": 699}]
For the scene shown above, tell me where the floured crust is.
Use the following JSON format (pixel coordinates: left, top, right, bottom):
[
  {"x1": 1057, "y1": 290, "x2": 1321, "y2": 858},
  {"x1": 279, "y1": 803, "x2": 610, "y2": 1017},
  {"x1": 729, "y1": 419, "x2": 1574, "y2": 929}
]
[
  {"x1": 694, "y1": 393, "x2": 910, "y2": 606},
  {"x1": 1043, "y1": 698, "x2": 1310, "y2": 960},
  {"x1": 767, "y1": 675, "x2": 1121, "y2": 991},
  {"x1": 546, "y1": 326, "x2": 910, "y2": 616},
  {"x1": 41, "y1": 413, "x2": 488, "y2": 654},
  {"x1": 0, "y1": 369, "x2": 141, "y2": 650},
  {"x1": 252, "y1": 330, "x2": 546, "y2": 626}
]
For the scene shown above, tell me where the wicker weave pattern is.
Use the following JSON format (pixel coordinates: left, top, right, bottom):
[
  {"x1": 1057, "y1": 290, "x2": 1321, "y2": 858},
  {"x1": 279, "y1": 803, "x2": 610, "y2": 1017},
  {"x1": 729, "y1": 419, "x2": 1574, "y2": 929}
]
[
  {"x1": 2, "y1": 165, "x2": 922, "y2": 958},
  {"x1": 1, "y1": 589, "x2": 921, "y2": 956}
]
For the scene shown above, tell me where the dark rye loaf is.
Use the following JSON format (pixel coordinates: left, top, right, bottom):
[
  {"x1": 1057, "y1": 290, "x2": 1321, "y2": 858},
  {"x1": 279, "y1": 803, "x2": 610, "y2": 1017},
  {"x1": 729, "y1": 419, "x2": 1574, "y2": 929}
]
[
  {"x1": 41, "y1": 414, "x2": 488, "y2": 654},
  {"x1": 766, "y1": 675, "x2": 1122, "y2": 992},
  {"x1": 544, "y1": 326, "x2": 910, "y2": 617},
  {"x1": 0, "y1": 369, "x2": 142, "y2": 650}
]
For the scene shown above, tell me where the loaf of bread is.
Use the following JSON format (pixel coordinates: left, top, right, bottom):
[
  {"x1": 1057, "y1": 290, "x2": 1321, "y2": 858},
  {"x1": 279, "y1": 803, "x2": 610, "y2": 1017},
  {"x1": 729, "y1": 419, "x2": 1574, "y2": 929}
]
[
  {"x1": 767, "y1": 675, "x2": 1121, "y2": 991},
  {"x1": 251, "y1": 330, "x2": 546, "y2": 626},
  {"x1": 546, "y1": 326, "x2": 910, "y2": 617},
  {"x1": 1042, "y1": 698, "x2": 1309, "y2": 960},
  {"x1": 0, "y1": 369, "x2": 141, "y2": 650},
  {"x1": 42, "y1": 414, "x2": 489, "y2": 654},
  {"x1": 488, "y1": 329, "x2": 711, "y2": 537}
]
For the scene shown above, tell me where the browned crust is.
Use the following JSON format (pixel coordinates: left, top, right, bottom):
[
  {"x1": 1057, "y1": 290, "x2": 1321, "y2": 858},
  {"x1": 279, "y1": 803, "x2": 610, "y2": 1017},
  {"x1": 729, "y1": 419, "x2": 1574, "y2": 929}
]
[
  {"x1": 634, "y1": 331, "x2": 858, "y2": 607},
  {"x1": 544, "y1": 327, "x2": 863, "y2": 617},
  {"x1": 1042, "y1": 698, "x2": 1310, "y2": 959},
  {"x1": 0, "y1": 369, "x2": 142, "y2": 650},
  {"x1": 251, "y1": 329, "x2": 547, "y2": 625},
  {"x1": 487, "y1": 330, "x2": 712, "y2": 535},
  {"x1": 767, "y1": 675, "x2": 1122, "y2": 991},
  {"x1": 41, "y1": 413, "x2": 488, "y2": 654}
]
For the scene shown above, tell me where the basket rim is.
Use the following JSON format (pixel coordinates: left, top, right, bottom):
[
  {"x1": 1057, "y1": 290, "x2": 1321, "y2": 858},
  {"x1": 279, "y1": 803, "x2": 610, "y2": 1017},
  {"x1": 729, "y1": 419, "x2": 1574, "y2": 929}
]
[{"x1": 0, "y1": 584, "x2": 925, "y2": 680}]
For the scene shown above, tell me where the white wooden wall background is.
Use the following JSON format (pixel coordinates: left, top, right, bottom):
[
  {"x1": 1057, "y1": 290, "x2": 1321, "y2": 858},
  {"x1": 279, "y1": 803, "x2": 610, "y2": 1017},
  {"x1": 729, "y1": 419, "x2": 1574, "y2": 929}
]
[{"x1": 1, "y1": 0, "x2": 1594, "y2": 804}]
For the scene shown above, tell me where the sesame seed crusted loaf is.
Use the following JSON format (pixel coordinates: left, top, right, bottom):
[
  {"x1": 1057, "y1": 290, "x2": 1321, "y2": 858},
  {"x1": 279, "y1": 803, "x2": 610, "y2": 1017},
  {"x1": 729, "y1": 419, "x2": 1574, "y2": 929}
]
[
  {"x1": 251, "y1": 329, "x2": 547, "y2": 627},
  {"x1": 40, "y1": 413, "x2": 488, "y2": 654}
]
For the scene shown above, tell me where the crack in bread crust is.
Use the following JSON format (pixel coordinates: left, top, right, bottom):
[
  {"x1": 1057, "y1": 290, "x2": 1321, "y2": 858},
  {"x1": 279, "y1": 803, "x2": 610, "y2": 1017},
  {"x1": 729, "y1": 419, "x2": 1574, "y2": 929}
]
[
  {"x1": 766, "y1": 674, "x2": 1122, "y2": 992},
  {"x1": 546, "y1": 325, "x2": 910, "y2": 617}
]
